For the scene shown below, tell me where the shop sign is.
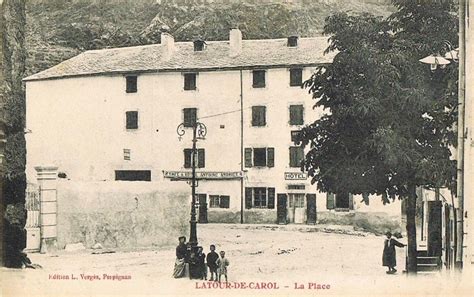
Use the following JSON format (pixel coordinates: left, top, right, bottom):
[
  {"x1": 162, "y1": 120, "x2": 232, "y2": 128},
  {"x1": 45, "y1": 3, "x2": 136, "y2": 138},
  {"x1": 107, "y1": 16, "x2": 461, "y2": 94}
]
[
  {"x1": 163, "y1": 170, "x2": 244, "y2": 180},
  {"x1": 284, "y1": 172, "x2": 308, "y2": 180}
]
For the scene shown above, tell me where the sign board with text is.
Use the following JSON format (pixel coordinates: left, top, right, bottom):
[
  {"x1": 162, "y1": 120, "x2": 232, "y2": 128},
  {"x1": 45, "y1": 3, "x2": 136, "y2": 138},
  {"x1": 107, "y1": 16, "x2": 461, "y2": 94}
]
[
  {"x1": 163, "y1": 170, "x2": 244, "y2": 180},
  {"x1": 284, "y1": 172, "x2": 308, "y2": 180}
]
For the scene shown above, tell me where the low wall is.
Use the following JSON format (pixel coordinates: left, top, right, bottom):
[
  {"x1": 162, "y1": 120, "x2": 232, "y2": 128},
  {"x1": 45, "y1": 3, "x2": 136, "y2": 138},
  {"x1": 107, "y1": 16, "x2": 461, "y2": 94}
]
[
  {"x1": 56, "y1": 180, "x2": 190, "y2": 249},
  {"x1": 317, "y1": 211, "x2": 402, "y2": 235}
]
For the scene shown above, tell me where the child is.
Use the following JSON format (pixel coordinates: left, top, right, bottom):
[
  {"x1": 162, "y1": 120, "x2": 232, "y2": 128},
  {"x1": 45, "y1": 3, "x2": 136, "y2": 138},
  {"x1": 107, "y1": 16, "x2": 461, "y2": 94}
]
[
  {"x1": 382, "y1": 231, "x2": 406, "y2": 274},
  {"x1": 197, "y1": 246, "x2": 207, "y2": 280},
  {"x1": 216, "y1": 251, "x2": 230, "y2": 283},
  {"x1": 206, "y1": 244, "x2": 219, "y2": 281}
]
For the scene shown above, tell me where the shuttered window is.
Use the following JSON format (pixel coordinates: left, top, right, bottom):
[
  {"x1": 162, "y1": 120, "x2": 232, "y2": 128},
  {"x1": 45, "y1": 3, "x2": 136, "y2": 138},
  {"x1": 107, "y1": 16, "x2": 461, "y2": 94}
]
[
  {"x1": 245, "y1": 187, "x2": 275, "y2": 209},
  {"x1": 253, "y1": 148, "x2": 267, "y2": 167},
  {"x1": 252, "y1": 106, "x2": 266, "y2": 127},
  {"x1": 289, "y1": 105, "x2": 304, "y2": 125},
  {"x1": 183, "y1": 108, "x2": 197, "y2": 128},
  {"x1": 289, "y1": 146, "x2": 304, "y2": 168},
  {"x1": 126, "y1": 111, "x2": 138, "y2": 129},
  {"x1": 245, "y1": 147, "x2": 275, "y2": 167},
  {"x1": 184, "y1": 73, "x2": 197, "y2": 90},
  {"x1": 290, "y1": 68, "x2": 303, "y2": 86},
  {"x1": 252, "y1": 70, "x2": 266, "y2": 88},
  {"x1": 183, "y1": 148, "x2": 205, "y2": 168},
  {"x1": 126, "y1": 76, "x2": 137, "y2": 93}
]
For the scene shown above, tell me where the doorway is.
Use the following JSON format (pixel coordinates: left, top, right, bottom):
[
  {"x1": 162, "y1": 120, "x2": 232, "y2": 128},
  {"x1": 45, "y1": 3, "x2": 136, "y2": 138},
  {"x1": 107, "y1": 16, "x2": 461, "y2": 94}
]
[
  {"x1": 195, "y1": 194, "x2": 208, "y2": 223},
  {"x1": 288, "y1": 193, "x2": 305, "y2": 224}
]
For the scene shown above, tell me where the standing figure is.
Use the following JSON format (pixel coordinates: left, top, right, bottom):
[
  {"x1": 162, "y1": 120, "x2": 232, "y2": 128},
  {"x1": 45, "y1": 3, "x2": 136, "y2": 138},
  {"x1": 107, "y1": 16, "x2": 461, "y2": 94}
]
[
  {"x1": 188, "y1": 250, "x2": 200, "y2": 279},
  {"x1": 382, "y1": 231, "x2": 406, "y2": 274},
  {"x1": 197, "y1": 246, "x2": 207, "y2": 280},
  {"x1": 206, "y1": 244, "x2": 219, "y2": 281},
  {"x1": 173, "y1": 236, "x2": 187, "y2": 278},
  {"x1": 216, "y1": 251, "x2": 230, "y2": 283}
]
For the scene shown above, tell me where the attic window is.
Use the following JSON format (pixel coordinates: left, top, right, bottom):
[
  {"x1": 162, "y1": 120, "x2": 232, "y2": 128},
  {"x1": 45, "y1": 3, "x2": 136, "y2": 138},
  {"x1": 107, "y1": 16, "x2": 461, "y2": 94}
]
[
  {"x1": 193, "y1": 39, "x2": 206, "y2": 51},
  {"x1": 287, "y1": 36, "x2": 299, "y2": 47}
]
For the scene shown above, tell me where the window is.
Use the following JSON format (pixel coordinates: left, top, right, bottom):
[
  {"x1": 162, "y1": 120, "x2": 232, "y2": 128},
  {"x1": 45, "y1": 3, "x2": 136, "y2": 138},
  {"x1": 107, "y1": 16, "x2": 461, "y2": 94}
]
[
  {"x1": 289, "y1": 105, "x2": 304, "y2": 125},
  {"x1": 287, "y1": 36, "x2": 298, "y2": 47},
  {"x1": 252, "y1": 70, "x2": 266, "y2": 88},
  {"x1": 184, "y1": 73, "x2": 197, "y2": 90},
  {"x1": 183, "y1": 108, "x2": 197, "y2": 128},
  {"x1": 290, "y1": 68, "x2": 303, "y2": 86},
  {"x1": 193, "y1": 39, "x2": 206, "y2": 51},
  {"x1": 289, "y1": 193, "x2": 305, "y2": 208},
  {"x1": 245, "y1": 147, "x2": 274, "y2": 168},
  {"x1": 123, "y1": 149, "x2": 131, "y2": 161},
  {"x1": 326, "y1": 192, "x2": 354, "y2": 210},
  {"x1": 126, "y1": 111, "x2": 138, "y2": 129},
  {"x1": 245, "y1": 187, "x2": 275, "y2": 209},
  {"x1": 115, "y1": 170, "x2": 151, "y2": 181},
  {"x1": 289, "y1": 146, "x2": 304, "y2": 167},
  {"x1": 291, "y1": 130, "x2": 302, "y2": 143},
  {"x1": 252, "y1": 106, "x2": 266, "y2": 127},
  {"x1": 184, "y1": 148, "x2": 205, "y2": 168},
  {"x1": 209, "y1": 195, "x2": 230, "y2": 208},
  {"x1": 126, "y1": 76, "x2": 137, "y2": 93}
]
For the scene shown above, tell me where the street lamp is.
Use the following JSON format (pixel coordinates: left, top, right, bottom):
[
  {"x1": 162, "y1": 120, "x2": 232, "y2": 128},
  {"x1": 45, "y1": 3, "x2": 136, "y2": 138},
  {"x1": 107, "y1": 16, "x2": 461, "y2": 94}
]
[
  {"x1": 419, "y1": 1, "x2": 466, "y2": 271},
  {"x1": 176, "y1": 120, "x2": 207, "y2": 248}
]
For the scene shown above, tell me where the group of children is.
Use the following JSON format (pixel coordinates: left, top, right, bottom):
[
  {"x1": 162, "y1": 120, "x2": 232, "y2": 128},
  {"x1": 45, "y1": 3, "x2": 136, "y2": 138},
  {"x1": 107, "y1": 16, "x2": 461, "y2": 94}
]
[{"x1": 173, "y1": 237, "x2": 230, "y2": 282}]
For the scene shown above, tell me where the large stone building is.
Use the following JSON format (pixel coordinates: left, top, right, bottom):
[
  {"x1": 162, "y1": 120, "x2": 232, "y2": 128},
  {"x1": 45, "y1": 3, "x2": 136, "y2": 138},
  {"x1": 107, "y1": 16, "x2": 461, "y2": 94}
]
[{"x1": 24, "y1": 29, "x2": 401, "y2": 225}]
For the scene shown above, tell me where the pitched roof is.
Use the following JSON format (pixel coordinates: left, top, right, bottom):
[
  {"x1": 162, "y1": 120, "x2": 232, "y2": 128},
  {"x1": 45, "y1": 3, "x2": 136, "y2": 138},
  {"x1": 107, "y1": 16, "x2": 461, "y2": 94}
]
[{"x1": 24, "y1": 37, "x2": 335, "y2": 81}]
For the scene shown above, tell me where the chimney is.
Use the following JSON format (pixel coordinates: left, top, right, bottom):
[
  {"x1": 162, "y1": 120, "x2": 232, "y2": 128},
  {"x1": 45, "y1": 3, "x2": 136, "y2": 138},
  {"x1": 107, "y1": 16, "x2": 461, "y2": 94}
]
[
  {"x1": 229, "y1": 28, "x2": 242, "y2": 57},
  {"x1": 160, "y1": 25, "x2": 175, "y2": 58},
  {"x1": 287, "y1": 35, "x2": 299, "y2": 47}
]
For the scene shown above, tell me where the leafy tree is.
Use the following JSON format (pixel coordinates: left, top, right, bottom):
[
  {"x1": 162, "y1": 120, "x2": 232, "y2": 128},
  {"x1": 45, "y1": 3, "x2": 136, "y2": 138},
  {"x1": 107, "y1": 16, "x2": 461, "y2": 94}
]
[
  {"x1": 1, "y1": 0, "x2": 30, "y2": 268},
  {"x1": 298, "y1": 1, "x2": 457, "y2": 273}
]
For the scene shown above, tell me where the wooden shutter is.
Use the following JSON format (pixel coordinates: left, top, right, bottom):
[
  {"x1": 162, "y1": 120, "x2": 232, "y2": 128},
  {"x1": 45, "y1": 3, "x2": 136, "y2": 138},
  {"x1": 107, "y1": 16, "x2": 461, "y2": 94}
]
[
  {"x1": 245, "y1": 187, "x2": 253, "y2": 209},
  {"x1": 267, "y1": 147, "x2": 274, "y2": 167},
  {"x1": 198, "y1": 149, "x2": 205, "y2": 168},
  {"x1": 220, "y1": 196, "x2": 230, "y2": 209},
  {"x1": 306, "y1": 194, "x2": 317, "y2": 224},
  {"x1": 267, "y1": 188, "x2": 275, "y2": 209},
  {"x1": 326, "y1": 193, "x2": 335, "y2": 210},
  {"x1": 184, "y1": 149, "x2": 192, "y2": 168},
  {"x1": 349, "y1": 193, "x2": 354, "y2": 210},
  {"x1": 289, "y1": 147, "x2": 297, "y2": 167},
  {"x1": 244, "y1": 148, "x2": 252, "y2": 167}
]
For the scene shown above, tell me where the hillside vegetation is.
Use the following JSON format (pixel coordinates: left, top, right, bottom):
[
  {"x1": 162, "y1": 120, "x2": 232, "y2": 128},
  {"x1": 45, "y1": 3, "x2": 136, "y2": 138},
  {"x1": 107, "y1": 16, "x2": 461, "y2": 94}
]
[{"x1": 25, "y1": 0, "x2": 394, "y2": 76}]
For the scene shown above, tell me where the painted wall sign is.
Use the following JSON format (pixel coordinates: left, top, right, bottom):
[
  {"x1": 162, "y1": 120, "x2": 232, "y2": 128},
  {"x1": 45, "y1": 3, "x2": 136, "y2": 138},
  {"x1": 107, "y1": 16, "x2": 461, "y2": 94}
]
[
  {"x1": 163, "y1": 170, "x2": 244, "y2": 180},
  {"x1": 284, "y1": 172, "x2": 308, "y2": 180}
]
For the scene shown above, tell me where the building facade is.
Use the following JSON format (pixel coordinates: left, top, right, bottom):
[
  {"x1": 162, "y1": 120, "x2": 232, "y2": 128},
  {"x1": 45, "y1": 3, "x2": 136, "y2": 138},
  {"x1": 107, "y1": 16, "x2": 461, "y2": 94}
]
[{"x1": 25, "y1": 29, "x2": 401, "y2": 225}]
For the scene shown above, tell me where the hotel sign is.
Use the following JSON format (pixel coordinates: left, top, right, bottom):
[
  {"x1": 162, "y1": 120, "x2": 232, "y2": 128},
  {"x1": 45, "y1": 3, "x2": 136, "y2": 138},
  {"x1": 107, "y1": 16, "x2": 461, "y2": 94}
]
[
  {"x1": 284, "y1": 172, "x2": 308, "y2": 180},
  {"x1": 163, "y1": 170, "x2": 244, "y2": 180}
]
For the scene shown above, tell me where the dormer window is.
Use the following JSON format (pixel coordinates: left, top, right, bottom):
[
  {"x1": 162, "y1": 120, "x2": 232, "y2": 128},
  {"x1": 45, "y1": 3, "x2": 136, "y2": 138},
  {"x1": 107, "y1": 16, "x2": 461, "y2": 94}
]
[
  {"x1": 287, "y1": 36, "x2": 298, "y2": 47},
  {"x1": 193, "y1": 39, "x2": 206, "y2": 51}
]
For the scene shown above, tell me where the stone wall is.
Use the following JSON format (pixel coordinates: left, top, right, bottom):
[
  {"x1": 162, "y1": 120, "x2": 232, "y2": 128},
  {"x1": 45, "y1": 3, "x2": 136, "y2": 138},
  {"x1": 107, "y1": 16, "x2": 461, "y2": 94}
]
[{"x1": 56, "y1": 180, "x2": 190, "y2": 249}]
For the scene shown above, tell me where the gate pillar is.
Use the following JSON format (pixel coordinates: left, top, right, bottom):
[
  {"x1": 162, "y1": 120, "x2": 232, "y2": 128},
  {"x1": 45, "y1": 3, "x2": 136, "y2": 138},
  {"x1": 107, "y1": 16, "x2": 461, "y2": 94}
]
[{"x1": 35, "y1": 165, "x2": 58, "y2": 253}]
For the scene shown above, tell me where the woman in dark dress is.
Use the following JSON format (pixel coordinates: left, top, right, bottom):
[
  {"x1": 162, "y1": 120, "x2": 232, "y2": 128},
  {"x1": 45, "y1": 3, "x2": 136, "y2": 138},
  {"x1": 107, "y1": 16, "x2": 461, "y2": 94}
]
[
  {"x1": 173, "y1": 236, "x2": 187, "y2": 278},
  {"x1": 382, "y1": 231, "x2": 406, "y2": 274}
]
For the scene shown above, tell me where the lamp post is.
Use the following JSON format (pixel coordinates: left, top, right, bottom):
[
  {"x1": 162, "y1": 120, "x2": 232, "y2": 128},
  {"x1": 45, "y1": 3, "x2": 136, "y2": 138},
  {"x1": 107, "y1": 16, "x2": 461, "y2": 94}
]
[
  {"x1": 177, "y1": 120, "x2": 207, "y2": 248},
  {"x1": 419, "y1": 0, "x2": 466, "y2": 271}
]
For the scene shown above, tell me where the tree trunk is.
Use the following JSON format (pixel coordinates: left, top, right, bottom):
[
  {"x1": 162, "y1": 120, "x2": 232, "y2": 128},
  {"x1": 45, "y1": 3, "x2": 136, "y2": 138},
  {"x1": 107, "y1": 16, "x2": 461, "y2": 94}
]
[
  {"x1": 1, "y1": 0, "x2": 28, "y2": 268},
  {"x1": 406, "y1": 183, "x2": 418, "y2": 273}
]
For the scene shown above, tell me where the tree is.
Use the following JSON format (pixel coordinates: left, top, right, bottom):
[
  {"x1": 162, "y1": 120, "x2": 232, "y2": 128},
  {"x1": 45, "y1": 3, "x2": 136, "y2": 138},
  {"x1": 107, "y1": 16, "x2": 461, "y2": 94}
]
[
  {"x1": 1, "y1": 0, "x2": 30, "y2": 268},
  {"x1": 298, "y1": 1, "x2": 458, "y2": 273}
]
